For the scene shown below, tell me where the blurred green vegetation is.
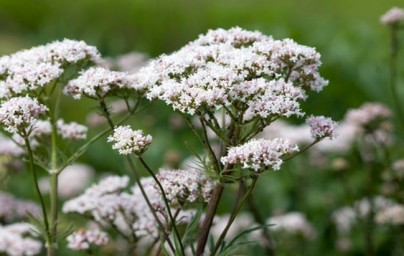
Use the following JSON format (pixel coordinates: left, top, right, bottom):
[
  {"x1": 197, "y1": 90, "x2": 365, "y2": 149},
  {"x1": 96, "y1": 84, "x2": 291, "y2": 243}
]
[{"x1": 1, "y1": 1, "x2": 404, "y2": 255}]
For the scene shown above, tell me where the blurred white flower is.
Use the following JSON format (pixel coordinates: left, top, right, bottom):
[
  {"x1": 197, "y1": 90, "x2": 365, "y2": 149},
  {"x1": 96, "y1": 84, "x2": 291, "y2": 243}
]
[
  {"x1": 39, "y1": 163, "x2": 95, "y2": 198},
  {"x1": 67, "y1": 229, "x2": 108, "y2": 251},
  {"x1": 0, "y1": 223, "x2": 42, "y2": 256},
  {"x1": 380, "y1": 7, "x2": 404, "y2": 25},
  {"x1": 267, "y1": 212, "x2": 316, "y2": 240}
]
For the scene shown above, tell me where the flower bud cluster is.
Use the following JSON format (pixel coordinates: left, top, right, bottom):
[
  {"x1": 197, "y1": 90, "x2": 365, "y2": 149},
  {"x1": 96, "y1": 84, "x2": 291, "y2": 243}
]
[
  {"x1": 67, "y1": 229, "x2": 109, "y2": 251},
  {"x1": 108, "y1": 126, "x2": 152, "y2": 155},
  {"x1": 221, "y1": 138, "x2": 299, "y2": 172},
  {"x1": 306, "y1": 115, "x2": 338, "y2": 140},
  {"x1": 155, "y1": 169, "x2": 215, "y2": 207}
]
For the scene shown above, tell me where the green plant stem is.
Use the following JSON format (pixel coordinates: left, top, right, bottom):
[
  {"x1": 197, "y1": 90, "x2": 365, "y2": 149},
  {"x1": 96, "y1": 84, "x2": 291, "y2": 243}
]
[
  {"x1": 126, "y1": 156, "x2": 176, "y2": 254},
  {"x1": 24, "y1": 136, "x2": 52, "y2": 255},
  {"x1": 195, "y1": 184, "x2": 224, "y2": 256},
  {"x1": 211, "y1": 176, "x2": 258, "y2": 256},
  {"x1": 48, "y1": 116, "x2": 59, "y2": 255},
  {"x1": 199, "y1": 117, "x2": 221, "y2": 174},
  {"x1": 283, "y1": 139, "x2": 319, "y2": 161},
  {"x1": 138, "y1": 157, "x2": 185, "y2": 256},
  {"x1": 389, "y1": 26, "x2": 404, "y2": 128},
  {"x1": 98, "y1": 99, "x2": 177, "y2": 254}
]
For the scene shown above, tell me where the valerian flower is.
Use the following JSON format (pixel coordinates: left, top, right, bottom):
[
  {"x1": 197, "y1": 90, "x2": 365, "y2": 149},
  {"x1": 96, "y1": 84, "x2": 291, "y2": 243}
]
[
  {"x1": 0, "y1": 39, "x2": 100, "y2": 99},
  {"x1": 0, "y1": 96, "x2": 48, "y2": 135},
  {"x1": 306, "y1": 115, "x2": 338, "y2": 140},
  {"x1": 380, "y1": 7, "x2": 404, "y2": 26},
  {"x1": 221, "y1": 138, "x2": 298, "y2": 172},
  {"x1": 108, "y1": 126, "x2": 152, "y2": 156},
  {"x1": 67, "y1": 229, "x2": 109, "y2": 251},
  {"x1": 138, "y1": 27, "x2": 327, "y2": 121}
]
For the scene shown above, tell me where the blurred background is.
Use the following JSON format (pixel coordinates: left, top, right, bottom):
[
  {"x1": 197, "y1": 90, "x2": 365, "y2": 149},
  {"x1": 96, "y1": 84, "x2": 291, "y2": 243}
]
[{"x1": 1, "y1": 0, "x2": 404, "y2": 255}]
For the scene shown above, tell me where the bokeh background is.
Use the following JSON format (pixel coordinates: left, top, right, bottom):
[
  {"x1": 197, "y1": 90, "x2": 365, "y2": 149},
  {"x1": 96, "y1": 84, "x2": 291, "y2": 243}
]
[{"x1": 1, "y1": 0, "x2": 404, "y2": 255}]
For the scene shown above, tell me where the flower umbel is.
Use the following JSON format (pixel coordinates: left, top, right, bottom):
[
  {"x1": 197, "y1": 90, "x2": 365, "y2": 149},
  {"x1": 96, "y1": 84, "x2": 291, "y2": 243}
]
[
  {"x1": 0, "y1": 96, "x2": 48, "y2": 135},
  {"x1": 306, "y1": 115, "x2": 338, "y2": 140},
  {"x1": 221, "y1": 138, "x2": 299, "y2": 172},
  {"x1": 67, "y1": 229, "x2": 109, "y2": 251},
  {"x1": 380, "y1": 7, "x2": 404, "y2": 26},
  {"x1": 108, "y1": 125, "x2": 152, "y2": 156}
]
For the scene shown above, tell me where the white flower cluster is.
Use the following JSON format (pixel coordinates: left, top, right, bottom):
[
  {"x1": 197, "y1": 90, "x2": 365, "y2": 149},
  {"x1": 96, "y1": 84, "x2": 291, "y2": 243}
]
[
  {"x1": 0, "y1": 39, "x2": 100, "y2": 99},
  {"x1": 67, "y1": 229, "x2": 109, "y2": 251},
  {"x1": 267, "y1": 212, "x2": 316, "y2": 240},
  {"x1": 64, "y1": 67, "x2": 146, "y2": 99},
  {"x1": 18, "y1": 118, "x2": 87, "y2": 141},
  {"x1": 39, "y1": 163, "x2": 94, "y2": 198},
  {"x1": 108, "y1": 126, "x2": 152, "y2": 155},
  {"x1": 345, "y1": 102, "x2": 391, "y2": 129},
  {"x1": 376, "y1": 204, "x2": 404, "y2": 225},
  {"x1": 0, "y1": 133, "x2": 24, "y2": 156},
  {"x1": 306, "y1": 115, "x2": 338, "y2": 140},
  {"x1": 0, "y1": 96, "x2": 48, "y2": 134},
  {"x1": 0, "y1": 223, "x2": 42, "y2": 256},
  {"x1": 332, "y1": 196, "x2": 396, "y2": 234},
  {"x1": 139, "y1": 27, "x2": 327, "y2": 118},
  {"x1": 0, "y1": 192, "x2": 41, "y2": 222},
  {"x1": 380, "y1": 7, "x2": 404, "y2": 25},
  {"x1": 260, "y1": 102, "x2": 393, "y2": 153},
  {"x1": 63, "y1": 171, "x2": 214, "y2": 240},
  {"x1": 56, "y1": 119, "x2": 88, "y2": 140},
  {"x1": 155, "y1": 169, "x2": 215, "y2": 207},
  {"x1": 221, "y1": 138, "x2": 299, "y2": 171},
  {"x1": 63, "y1": 175, "x2": 129, "y2": 217}
]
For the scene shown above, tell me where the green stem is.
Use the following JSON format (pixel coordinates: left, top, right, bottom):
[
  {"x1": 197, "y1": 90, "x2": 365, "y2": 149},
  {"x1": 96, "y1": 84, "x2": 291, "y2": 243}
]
[
  {"x1": 138, "y1": 157, "x2": 185, "y2": 256},
  {"x1": 23, "y1": 136, "x2": 52, "y2": 254},
  {"x1": 126, "y1": 156, "x2": 176, "y2": 254},
  {"x1": 98, "y1": 98, "x2": 176, "y2": 254},
  {"x1": 49, "y1": 116, "x2": 59, "y2": 254},
  {"x1": 211, "y1": 176, "x2": 259, "y2": 256}
]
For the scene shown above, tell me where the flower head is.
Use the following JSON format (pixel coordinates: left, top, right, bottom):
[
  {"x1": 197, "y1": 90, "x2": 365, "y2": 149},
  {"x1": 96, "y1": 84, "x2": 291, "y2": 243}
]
[
  {"x1": 0, "y1": 96, "x2": 48, "y2": 134},
  {"x1": 0, "y1": 223, "x2": 42, "y2": 256},
  {"x1": 380, "y1": 7, "x2": 404, "y2": 26},
  {"x1": 56, "y1": 119, "x2": 88, "y2": 140},
  {"x1": 221, "y1": 138, "x2": 299, "y2": 172},
  {"x1": 65, "y1": 67, "x2": 145, "y2": 99},
  {"x1": 67, "y1": 229, "x2": 108, "y2": 251},
  {"x1": 306, "y1": 115, "x2": 338, "y2": 140},
  {"x1": 0, "y1": 39, "x2": 100, "y2": 98},
  {"x1": 108, "y1": 126, "x2": 152, "y2": 155},
  {"x1": 138, "y1": 27, "x2": 327, "y2": 120},
  {"x1": 155, "y1": 169, "x2": 215, "y2": 207}
]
